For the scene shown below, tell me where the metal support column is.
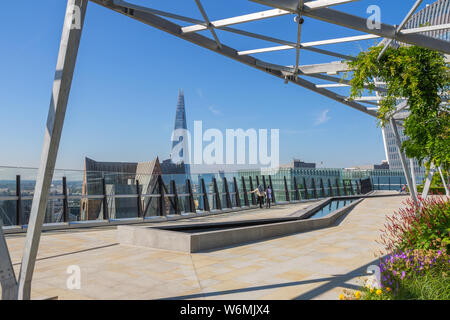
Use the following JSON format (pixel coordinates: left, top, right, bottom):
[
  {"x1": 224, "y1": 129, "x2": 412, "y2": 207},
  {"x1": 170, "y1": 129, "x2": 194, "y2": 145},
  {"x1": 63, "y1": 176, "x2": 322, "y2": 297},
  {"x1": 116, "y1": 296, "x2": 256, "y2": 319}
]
[
  {"x1": 213, "y1": 178, "x2": 222, "y2": 210},
  {"x1": 102, "y1": 177, "x2": 109, "y2": 220},
  {"x1": 262, "y1": 176, "x2": 267, "y2": 190},
  {"x1": 201, "y1": 178, "x2": 210, "y2": 212},
  {"x1": 336, "y1": 179, "x2": 341, "y2": 196},
  {"x1": 422, "y1": 163, "x2": 436, "y2": 198},
  {"x1": 223, "y1": 177, "x2": 232, "y2": 209},
  {"x1": 186, "y1": 179, "x2": 196, "y2": 213},
  {"x1": 438, "y1": 167, "x2": 449, "y2": 196},
  {"x1": 158, "y1": 175, "x2": 165, "y2": 216},
  {"x1": 284, "y1": 176, "x2": 290, "y2": 202},
  {"x1": 390, "y1": 118, "x2": 418, "y2": 202},
  {"x1": 62, "y1": 176, "x2": 69, "y2": 222},
  {"x1": 328, "y1": 178, "x2": 333, "y2": 196},
  {"x1": 233, "y1": 177, "x2": 241, "y2": 208},
  {"x1": 241, "y1": 176, "x2": 249, "y2": 207},
  {"x1": 320, "y1": 178, "x2": 325, "y2": 198},
  {"x1": 16, "y1": 175, "x2": 22, "y2": 226},
  {"x1": 136, "y1": 180, "x2": 142, "y2": 217},
  {"x1": 293, "y1": 176, "x2": 300, "y2": 201},
  {"x1": 311, "y1": 179, "x2": 317, "y2": 199},
  {"x1": 343, "y1": 180, "x2": 348, "y2": 196},
  {"x1": 268, "y1": 176, "x2": 275, "y2": 203},
  {"x1": 171, "y1": 180, "x2": 180, "y2": 215},
  {"x1": 0, "y1": 220, "x2": 17, "y2": 300},
  {"x1": 409, "y1": 159, "x2": 418, "y2": 195},
  {"x1": 249, "y1": 176, "x2": 256, "y2": 205},
  {"x1": 303, "y1": 177, "x2": 309, "y2": 199},
  {"x1": 17, "y1": 0, "x2": 88, "y2": 300}
]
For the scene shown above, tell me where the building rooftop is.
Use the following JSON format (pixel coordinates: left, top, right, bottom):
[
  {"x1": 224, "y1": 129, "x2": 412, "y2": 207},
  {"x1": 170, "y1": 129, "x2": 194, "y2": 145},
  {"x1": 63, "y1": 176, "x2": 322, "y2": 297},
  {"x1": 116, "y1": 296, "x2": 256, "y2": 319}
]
[{"x1": 5, "y1": 193, "x2": 406, "y2": 300}]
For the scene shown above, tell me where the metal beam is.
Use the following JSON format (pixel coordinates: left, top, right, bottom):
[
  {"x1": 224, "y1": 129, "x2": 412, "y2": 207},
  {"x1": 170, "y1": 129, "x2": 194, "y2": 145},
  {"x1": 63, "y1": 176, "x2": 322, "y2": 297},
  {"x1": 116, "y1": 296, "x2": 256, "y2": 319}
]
[
  {"x1": 293, "y1": 0, "x2": 306, "y2": 76},
  {"x1": 305, "y1": 73, "x2": 388, "y2": 94},
  {"x1": 182, "y1": 8, "x2": 290, "y2": 33},
  {"x1": 256, "y1": 60, "x2": 349, "y2": 75},
  {"x1": 402, "y1": 23, "x2": 450, "y2": 35},
  {"x1": 390, "y1": 118, "x2": 418, "y2": 203},
  {"x1": 315, "y1": 83, "x2": 348, "y2": 88},
  {"x1": 288, "y1": 60, "x2": 349, "y2": 75},
  {"x1": 17, "y1": 0, "x2": 88, "y2": 300},
  {"x1": 115, "y1": 0, "x2": 350, "y2": 61},
  {"x1": 0, "y1": 220, "x2": 17, "y2": 300},
  {"x1": 438, "y1": 166, "x2": 449, "y2": 196},
  {"x1": 219, "y1": 25, "x2": 353, "y2": 60},
  {"x1": 90, "y1": 0, "x2": 376, "y2": 117},
  {"x1": 303, "y1": 0, "x2": 359, "y2": 10},
  {"x1": 251, "y1": 0, "x2": 450, "y2": 54},
  {"x1": 422, "y1": 163, "x2": 436, "y2": 198},
  {"x1": 193, "y1": 0, "x2": 222, "y2": 49},
  {"x1": 238, "y1": 23, "x2": 450, "y2": 56},
  {"x1": 238, "y1": 34, "x2": 378, "y2": 55},
  {"x1": 410, "y1": 158, "x2": 418, "y2": 195},
  {"x1": 250, "y1": 0, "x2": 359, "y2": 11},
  {"x1": 352, "y1": 96, "x2": 382, "y2": 101},
  {"x1": 378, "y1": 0, "x2": 423, "y2": 59}
]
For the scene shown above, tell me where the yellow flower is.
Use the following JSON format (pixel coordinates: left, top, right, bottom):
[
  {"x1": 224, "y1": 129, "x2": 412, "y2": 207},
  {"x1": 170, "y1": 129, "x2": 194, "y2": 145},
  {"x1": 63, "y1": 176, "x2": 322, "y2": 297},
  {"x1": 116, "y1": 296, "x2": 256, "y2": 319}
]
[
  {"x1": 386, "y1": 287, "x2": 391, "y2": 292},
  {"x1": 376, "y1": 289, "x2": 382, "y2": 295},
  {"x1": 370, "y1": 288, "x2": 374, "y2": 293},
  {"x1": 354, "y1": 291, "x2": 361, "y2": 300},
  {"x1": 339, "y1": 294, "x2": 344, "y2": 300}
]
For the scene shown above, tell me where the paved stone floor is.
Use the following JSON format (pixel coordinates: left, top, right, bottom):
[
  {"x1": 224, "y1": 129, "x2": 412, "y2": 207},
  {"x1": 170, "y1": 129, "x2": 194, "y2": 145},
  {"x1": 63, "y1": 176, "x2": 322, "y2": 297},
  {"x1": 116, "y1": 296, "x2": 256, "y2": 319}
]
[{"x1": 3, "y1": 193, "x2": 408, "y2": 300}]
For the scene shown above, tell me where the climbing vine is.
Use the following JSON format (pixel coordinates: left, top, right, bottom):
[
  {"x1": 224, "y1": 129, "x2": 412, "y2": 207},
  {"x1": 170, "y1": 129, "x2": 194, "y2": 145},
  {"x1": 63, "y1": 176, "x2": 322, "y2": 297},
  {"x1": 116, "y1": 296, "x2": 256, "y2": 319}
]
[{"x1": 347, "y1": 45, "x2": 450, "y2": 170}]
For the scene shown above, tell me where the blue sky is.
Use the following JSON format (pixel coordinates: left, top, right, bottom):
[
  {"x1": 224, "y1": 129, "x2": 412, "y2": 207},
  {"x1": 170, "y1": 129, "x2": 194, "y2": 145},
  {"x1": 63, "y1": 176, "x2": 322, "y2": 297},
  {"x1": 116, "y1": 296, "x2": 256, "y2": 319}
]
[{"x1": 0, "y1": 0, "x2": 437, "y2": 170}]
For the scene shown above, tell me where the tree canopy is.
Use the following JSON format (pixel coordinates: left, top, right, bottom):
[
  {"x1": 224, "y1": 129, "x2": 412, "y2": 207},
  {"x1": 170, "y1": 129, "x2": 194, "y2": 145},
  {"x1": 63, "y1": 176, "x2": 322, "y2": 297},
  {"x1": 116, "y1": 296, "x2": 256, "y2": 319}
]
[{"x1": 347, "y1": 45, "x2": 449, "y2": 170}]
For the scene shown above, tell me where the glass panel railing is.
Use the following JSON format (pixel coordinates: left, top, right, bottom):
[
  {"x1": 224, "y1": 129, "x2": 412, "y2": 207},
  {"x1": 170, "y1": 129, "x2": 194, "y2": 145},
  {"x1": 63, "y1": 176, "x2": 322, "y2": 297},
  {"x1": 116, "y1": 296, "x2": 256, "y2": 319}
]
[{"x1": 0, "y1": 165, "x2": 412, "y2": 227}]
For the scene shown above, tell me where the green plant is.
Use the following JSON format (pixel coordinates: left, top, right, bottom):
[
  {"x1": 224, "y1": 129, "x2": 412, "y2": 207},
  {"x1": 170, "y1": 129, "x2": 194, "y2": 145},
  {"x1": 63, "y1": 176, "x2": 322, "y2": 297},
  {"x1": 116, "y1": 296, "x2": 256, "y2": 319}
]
[
  {"x1": 416, "y1": 186, "x2": 446, "y2": 194},
  {"x1": 379, "y1": 196, "x2": 450, "y2": 252},
  {"x1": 348, "y1": 45, "x2": 450, "y2": 170},
  {"x1": 393, "y1": 269, "x2": 450, "y2": 300},
  {"x1": 361, "y1": 268, "x2": 450, "y2": 300},
  {"x1": 379, "y1": 248, "x2": 449, "y2": 286}
]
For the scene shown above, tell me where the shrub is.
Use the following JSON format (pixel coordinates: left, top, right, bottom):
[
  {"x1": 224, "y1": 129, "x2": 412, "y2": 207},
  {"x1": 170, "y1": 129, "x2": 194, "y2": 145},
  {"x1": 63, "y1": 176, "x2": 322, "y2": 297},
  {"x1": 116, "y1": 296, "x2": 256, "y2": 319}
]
[
  {"x1": 379, "y1": 248, "x2": 449, "y2": 289},
  {"x1": 378, "y1": 196, "x2": 450, "y2": 252},
  {"x1": 342, "y1": 196, "x2": 450, "y2": 300}
]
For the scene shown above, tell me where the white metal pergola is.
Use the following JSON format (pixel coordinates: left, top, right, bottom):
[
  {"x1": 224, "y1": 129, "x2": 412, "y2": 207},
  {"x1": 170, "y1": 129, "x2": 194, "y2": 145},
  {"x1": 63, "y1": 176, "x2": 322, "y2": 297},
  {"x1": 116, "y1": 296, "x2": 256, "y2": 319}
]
[{"x1": 1, "y1": 0, "x2": 449, "y2": 300}]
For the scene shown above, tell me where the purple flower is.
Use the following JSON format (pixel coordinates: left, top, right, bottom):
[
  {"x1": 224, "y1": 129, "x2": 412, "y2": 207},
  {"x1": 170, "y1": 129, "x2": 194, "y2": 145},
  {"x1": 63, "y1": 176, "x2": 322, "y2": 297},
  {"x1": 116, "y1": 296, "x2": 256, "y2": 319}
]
[{"x1": 401, "y1": 271, "x2": 405, "y2": 280}]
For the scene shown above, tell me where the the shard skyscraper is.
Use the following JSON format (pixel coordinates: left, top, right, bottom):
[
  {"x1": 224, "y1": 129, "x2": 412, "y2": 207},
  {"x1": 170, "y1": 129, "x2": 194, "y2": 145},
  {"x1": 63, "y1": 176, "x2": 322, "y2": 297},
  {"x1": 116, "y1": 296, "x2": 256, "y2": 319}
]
[
  {"x1": 172, "y1": 89, "x2": 188, "y2": 156},
  {"x1": 161, "y1": 89, "x2": 190, "y2": 178}
]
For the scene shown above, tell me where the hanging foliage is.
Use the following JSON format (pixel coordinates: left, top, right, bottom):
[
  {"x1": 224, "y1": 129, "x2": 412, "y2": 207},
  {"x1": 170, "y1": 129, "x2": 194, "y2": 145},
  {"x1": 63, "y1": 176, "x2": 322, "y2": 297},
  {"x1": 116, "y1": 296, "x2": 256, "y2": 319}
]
[{"x1": 347, "y1": 45, "x2": 450, "y2": 170}]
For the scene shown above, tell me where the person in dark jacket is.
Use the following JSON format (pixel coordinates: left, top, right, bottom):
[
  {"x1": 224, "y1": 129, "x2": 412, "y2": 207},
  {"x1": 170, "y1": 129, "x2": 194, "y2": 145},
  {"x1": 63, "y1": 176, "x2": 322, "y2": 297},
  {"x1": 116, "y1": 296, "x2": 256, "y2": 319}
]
[{"x1": 265, "y1": 186, "x2": 272, "y2": 208}]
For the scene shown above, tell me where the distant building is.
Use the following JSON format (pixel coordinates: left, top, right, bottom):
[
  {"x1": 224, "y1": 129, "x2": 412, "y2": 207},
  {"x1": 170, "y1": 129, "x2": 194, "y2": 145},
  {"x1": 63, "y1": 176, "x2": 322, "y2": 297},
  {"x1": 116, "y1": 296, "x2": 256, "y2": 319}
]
[
  {"x1": 162, "y1": 89, "x2": 190, "y2": 179},
  {"x1": 81, "y1": 157, "x2": 161, "y2": 220},
  {"x1": 347, "y1": 160, "x2": 390, "y2": 171},
  {"x1": 374, "y1": 160, "x2": 390, "y2": 170},
  {"x1": 160, "y1": 159, "x2": 186, "y2": 175},
  {"x1": 281, "y1": 159, "x2": 316, "y2": 169}
]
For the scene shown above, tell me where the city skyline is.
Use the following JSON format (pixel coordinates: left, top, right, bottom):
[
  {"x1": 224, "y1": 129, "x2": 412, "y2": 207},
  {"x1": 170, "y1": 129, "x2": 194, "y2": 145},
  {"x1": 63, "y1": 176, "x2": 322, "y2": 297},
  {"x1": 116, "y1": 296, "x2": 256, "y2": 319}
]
[{"x1": 1, "y1": 1, "x2": 441, "y2": 171}]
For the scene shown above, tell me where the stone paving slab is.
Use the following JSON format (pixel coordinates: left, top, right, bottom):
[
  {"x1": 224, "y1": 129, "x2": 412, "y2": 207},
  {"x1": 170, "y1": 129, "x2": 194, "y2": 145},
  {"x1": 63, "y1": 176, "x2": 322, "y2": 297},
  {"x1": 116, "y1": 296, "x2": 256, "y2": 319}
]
[{"x1": 2, "y1": 194, "x2": 408, "y2": 300}]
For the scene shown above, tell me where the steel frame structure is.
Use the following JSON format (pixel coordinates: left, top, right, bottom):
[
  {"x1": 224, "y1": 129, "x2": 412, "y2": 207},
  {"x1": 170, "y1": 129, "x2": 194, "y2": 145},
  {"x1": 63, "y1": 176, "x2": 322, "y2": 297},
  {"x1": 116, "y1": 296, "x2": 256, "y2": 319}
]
[{"x1": 9, "y1": 0, "x2": 450, "y2": 299}]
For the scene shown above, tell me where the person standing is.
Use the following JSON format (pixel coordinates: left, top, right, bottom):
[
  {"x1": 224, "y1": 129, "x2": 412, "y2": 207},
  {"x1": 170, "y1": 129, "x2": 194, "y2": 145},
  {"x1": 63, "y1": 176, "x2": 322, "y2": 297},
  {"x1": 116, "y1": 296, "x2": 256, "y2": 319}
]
[
  {"x1": 251, "y1": 185, "x2": 265, "y2": 208},
  {"x1": 265, "y1": 186, "x2": 272, "y2": 208}
]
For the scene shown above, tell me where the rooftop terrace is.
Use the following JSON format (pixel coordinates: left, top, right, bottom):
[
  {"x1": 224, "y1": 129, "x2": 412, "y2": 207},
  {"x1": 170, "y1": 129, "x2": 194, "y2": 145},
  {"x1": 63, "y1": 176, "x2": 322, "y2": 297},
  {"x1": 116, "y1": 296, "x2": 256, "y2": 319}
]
[{"x1": 3, "y1": 192, "x2": 407, "y2": 300}]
